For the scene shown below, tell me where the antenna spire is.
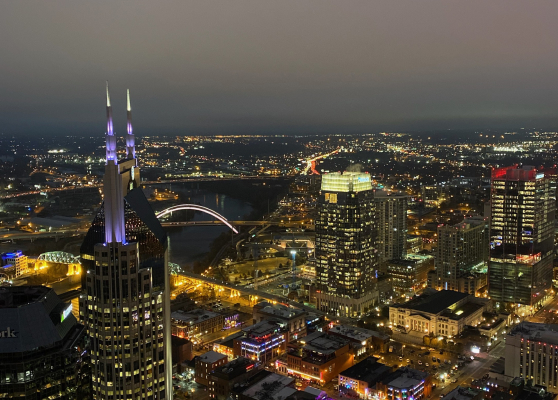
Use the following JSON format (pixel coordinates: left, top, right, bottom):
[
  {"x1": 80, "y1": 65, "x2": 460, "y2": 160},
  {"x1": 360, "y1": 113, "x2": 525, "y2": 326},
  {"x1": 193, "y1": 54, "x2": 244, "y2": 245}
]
[
  {"x1": 105, "y1": 81, "x2": 117, "y2": 162},
  {"x1": 126, "y1": 89, "x2": 136, "y2": 159}
]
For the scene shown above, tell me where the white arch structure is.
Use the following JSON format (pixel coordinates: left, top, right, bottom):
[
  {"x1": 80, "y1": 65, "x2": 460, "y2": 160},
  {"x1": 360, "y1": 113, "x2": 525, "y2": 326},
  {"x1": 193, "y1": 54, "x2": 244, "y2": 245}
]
[{"x1": 156, "y1": 204, "x2": 239, "y2": 234}]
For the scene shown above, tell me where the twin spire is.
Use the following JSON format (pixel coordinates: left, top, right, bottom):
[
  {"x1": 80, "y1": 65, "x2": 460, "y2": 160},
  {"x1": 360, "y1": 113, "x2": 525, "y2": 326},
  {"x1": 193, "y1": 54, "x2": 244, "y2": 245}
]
[{"x1": 105, "y1": 81, "x2": 136, "y2": 163}]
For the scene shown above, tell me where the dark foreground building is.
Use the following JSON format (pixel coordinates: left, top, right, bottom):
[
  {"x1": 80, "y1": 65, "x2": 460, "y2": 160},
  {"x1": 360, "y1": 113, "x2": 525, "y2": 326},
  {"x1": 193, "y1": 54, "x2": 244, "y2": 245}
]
[{"x1": 0, "y1": 286, "x2": 90, "y2": 399}]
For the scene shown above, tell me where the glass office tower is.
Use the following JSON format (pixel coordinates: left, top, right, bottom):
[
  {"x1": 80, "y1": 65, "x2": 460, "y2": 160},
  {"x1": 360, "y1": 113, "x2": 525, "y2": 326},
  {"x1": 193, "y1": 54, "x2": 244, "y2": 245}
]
[
  {"x1": 315, "y1": 172, "x2": 378, "y2": 317},
  {"x1": 488, "y1": 165, "x2": 555, "y2": 308}
]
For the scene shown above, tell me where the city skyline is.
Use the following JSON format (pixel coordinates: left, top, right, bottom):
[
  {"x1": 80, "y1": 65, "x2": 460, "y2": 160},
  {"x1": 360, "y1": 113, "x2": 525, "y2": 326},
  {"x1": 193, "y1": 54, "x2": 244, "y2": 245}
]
[{"x1": 2, "y1": 1, "x2": 558, "y2": 136}]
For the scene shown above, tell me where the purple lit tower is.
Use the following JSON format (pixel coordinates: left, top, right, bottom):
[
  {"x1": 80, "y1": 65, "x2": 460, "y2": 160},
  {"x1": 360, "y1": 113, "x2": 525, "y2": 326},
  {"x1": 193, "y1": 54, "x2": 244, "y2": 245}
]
[
  {"x1": 126, "y1": 88, "x2": 136, "y2": 159},
  {"x1": 81, "y1": 83, "x2": 172, "y2": 400},
  {"x1": 103, "y1": 81, "x2": 125, "y2": 243}
]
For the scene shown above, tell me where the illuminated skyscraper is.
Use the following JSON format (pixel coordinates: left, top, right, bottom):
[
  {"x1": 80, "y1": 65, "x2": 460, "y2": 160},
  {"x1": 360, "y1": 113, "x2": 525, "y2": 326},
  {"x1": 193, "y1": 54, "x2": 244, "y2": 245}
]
[
  {"x1": 80, "y1": 83, "x2": 172, "y2": 399},
  {"x1": 374, "y1": 190, "x2": 408, "y2": 263},
  {"x1": 488, "y1": 165, "x2": 555, "y2": 308},
  {"x1": 315, "y1": 171, "x2": 378, "y2": 317},
  {"x1": 435, "y1": 216, "x2": 489, "y2": 292}
]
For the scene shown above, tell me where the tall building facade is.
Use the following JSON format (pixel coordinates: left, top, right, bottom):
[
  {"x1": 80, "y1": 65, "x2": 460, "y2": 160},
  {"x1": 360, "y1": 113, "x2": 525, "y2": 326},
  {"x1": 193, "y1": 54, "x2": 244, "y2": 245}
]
[
  {"x1": 435, "y1": 216, "x2": 489, "y2": 292},
  {"x1": 315, "y1": 172, "x2": 378, "y2": 317},
  {"x1": 374, "y1": 191, "x2": 408, "y2": 263},
  {"x1": 80, "y1": 83, "x2": 172, "y2": 399},
  {"x1": 488, "y1": 165, "x2": 555, "y2": 307}
]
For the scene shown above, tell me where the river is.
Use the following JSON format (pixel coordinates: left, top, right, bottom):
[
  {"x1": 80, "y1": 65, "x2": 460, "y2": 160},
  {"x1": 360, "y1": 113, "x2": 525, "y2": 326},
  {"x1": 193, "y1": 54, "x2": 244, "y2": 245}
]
[{"x1": 157, "y1": 187, "x2": 253, "y2": 268}]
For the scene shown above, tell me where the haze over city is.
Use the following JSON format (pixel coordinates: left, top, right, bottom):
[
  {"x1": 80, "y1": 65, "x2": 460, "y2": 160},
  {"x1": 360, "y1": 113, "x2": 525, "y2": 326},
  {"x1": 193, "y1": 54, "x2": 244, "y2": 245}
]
[{"x1": 2, "y1": 1, "x2": 558, "y2": 136}]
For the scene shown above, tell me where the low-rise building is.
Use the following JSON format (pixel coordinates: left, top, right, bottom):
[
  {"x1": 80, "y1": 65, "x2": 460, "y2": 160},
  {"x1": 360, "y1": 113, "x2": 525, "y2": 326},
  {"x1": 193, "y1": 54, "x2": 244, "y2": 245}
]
[
  {"x1": 389, "y1": 289, "x2": 490, "y2": 338},
  {"x1": 505, "y1": 322, "x2": 558, "y2": 391},
  {"x1": 1, "y1": 251, "x2": 28, "y2": 277},
  {"x1": 208, "y1": 357, "x2": 261, "y2": 400},
  {"x1": 172, "y1": 336, "x2": 193, "y2": 365},
  {"x1": 253, "y1": 301, "x2": 307, "y2": 341},
  {"x1": 171, "y1": 309, "x2": 224, "y2": 339},
  {"x1": 195, "y1": 351, "x2": 228, "y2": 386},
  {"x1": 238, "y1": 372, "x2": 297, "y2": 400},
  {"x1": 286, "y1": 331, "x2": 353, "y2": 384},
  {"x1": 338, "y1": 356, "x2": 392, "y2": 398},
  {"x1": 234, "y1": 319, "x2": 288, "y2": 363},
  {"x1": 328, "y1": 324, "x2": 390, "y2": 355},
  {"x1": 377, "y1": 367, "x2": 432, "y2": 400},
  {"x1": 213, "y1": 331, "x2": 244, "y2": 359}
]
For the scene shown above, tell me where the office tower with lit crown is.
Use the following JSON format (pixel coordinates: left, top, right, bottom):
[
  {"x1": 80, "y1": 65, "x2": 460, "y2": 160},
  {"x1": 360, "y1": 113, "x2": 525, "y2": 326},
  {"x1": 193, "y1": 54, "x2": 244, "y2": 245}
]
[
  {"x1": 80, "y1": 83, "x2": 172, "y2": 399},
  {"x1": 374, "y1": 190, "x2": 408, "y2": 264},
  {"x1": 435, "y1": 216, "x2": 489, "y2": 292},
  {"x1": 315, "y1": 171, "x2": 378, "y2": 317},
  {"x1": 488, "y1": 165, "x2": 555, "y2": 308}
]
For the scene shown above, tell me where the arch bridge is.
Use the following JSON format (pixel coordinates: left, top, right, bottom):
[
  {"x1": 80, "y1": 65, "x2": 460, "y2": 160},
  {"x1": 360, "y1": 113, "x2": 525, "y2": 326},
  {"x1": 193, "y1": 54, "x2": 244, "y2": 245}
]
[{"x1": 156, "y1": 204, "x2": 239, "y2": 234}]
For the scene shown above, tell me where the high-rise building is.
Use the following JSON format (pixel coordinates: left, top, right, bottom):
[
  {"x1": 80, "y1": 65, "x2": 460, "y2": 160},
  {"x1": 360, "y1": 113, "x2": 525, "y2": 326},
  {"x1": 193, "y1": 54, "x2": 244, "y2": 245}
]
[
  {"x1": 488, "y1": 165, "x2": 555, "y2": 308},
  {"x1": 374, "y1": 190, "x2": 408, "y2": 263},
  {"x1": 80, "y1": 83, "x2": 172, "y2": 399},
  {"x1": 505, "y1": 322, "x2": 558, "y2": 391},
  {"x1": 435, "y1": 216, "x2": 489, "y2": 292},
  {"x1": 0, "y1": 286, "x2": 90, "y2": 399},
  {"x1": 315, "y1": 171, "x2": 378, "y2": 317}
]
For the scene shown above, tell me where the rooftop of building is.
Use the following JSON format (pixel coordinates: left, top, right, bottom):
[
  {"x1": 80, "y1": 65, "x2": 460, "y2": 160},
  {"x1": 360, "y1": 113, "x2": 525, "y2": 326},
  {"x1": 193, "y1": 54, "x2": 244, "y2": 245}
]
[
  {"x1": 255, "y1": 301, "x2": 306, "y2": 320},
  {"x1": 171, "y1": 309, "x2": 221, "y2": 325},
  {"x1": 301, "y1": 331, "x2": 349, "y2": 355},
  {"x1": 214, "y1": 331, "x2": 244, "y2": 348},
  {"x1": 374, "y1": 189, "x2": 408, "y2": 199},
  {"x1": 441, "y1": 301, "x2": 485, "y2": 321},
  {"x1": 212, "y1": 356, "x2": 258, "y2": 380},
  {"x1": 241, "y1": 373, "x2": 296, "y2": 400},
  {"x1": 171, "y1": 335, "x2": 192, "y2": 347},
  {"x1": 382, "y1": 367, "x2": 429, "y2": 390},
  {"x1": 241, "y1": 319, "x2": 285, "y2": 338},
  {"x1": 339, "y1": 356, "x2": 392, "y2": 384},
  {"x1": 0, "y1": 286, "x2": 80, "y2": 354},
  {"x1": 329, "y1": 325, "x2": 389, "y2": 342},
  {"x1": 443, "y1": 386, "x2": 482, "y2": 400},
  {"x1": 321, "y1": 171, "x2": 372, "y2": 193},
  {"x1": 393, "y1": 290, "x2": 470, "y2": 315},
  {"x1": 509, "y1": 322, "x2": 558, "y2": 344},
  {"x1": 0, "y1": 285, "x2": 50, "y2": 308},
  {"x1": 492, "y1": 165, "x2": 549, "y2": 181},
  {"x1": 198, "y1": 350, "x2": 227, "y2": 364}
]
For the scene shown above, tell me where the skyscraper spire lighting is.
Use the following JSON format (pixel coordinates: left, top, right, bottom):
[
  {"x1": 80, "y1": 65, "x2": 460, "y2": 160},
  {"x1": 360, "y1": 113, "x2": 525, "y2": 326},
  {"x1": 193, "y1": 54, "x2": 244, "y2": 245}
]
[
  {"x1": 105, "y1": 81, "x2": 117, "y2": 162},
  {"x1": 103, "y1": 81, "x2": 125, "y2": 244},
  {"x1": 126, "y1": 88, "x2": 136, "y2": 159}
]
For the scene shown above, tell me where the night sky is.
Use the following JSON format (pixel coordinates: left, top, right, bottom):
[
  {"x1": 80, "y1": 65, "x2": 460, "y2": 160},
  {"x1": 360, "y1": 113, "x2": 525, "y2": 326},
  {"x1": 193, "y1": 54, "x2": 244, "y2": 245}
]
[{"x1": 1, "y1": 1, "x2": 558, "y2": 136}]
